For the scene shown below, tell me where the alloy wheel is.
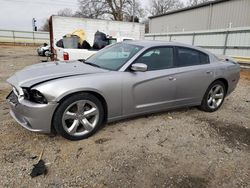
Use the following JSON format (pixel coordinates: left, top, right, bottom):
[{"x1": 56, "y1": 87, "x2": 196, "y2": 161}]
[
  {"x1": 207, "y1": 84, "x2": 224, "y2": 109},
  {"x1": 62, "y1": 100, "x2": 99, "y2": 136}
]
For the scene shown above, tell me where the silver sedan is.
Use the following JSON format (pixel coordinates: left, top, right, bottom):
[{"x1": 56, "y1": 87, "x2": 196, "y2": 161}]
[{"x1": 6, "y1": 41, "x2": 240, "y2": 140}]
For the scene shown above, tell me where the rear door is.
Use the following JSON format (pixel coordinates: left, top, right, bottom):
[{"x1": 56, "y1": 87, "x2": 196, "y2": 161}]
[
  {"x1": 122, "y1": 46, "x2": 178, "y2": 115},
  {"x1": 173, "y1": 47, "x2": 214, "y2": 106}
]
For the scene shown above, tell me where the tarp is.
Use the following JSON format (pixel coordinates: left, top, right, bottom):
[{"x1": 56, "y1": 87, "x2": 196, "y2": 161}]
[
  {"x1": 70, "y1": 29, "x2": 86, "y2": 45},
  {"x1": 93, "y1": 31, "x2": 108, "y2": 50}
]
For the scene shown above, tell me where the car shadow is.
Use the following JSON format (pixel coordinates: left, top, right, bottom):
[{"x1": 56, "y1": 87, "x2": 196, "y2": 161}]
[{"x1": 106, "y1": 106, "x2": 197, "y2": 127}]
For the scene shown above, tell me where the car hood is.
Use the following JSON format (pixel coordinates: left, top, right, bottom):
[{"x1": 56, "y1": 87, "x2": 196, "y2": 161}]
[{"x1": 7, "y1": 61, "x2": 109, "y2": 88}]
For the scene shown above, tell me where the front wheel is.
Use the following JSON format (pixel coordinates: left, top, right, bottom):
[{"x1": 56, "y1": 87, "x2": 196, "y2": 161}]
[
  {"x1": 53, "y1": 93, "x2": 104, "y2": 140},
  {"x1": 199, "y1": 81, "x2": 226, "y2": 112}
]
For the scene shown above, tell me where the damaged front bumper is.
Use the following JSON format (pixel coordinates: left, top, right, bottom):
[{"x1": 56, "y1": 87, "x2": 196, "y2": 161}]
[{"x1": 6, "y1": 91, "x2": 58, "y2": 133}]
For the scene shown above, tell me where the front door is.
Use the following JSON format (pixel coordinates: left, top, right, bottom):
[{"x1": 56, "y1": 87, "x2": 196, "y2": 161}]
[{"x1": 122, "y1": 46, "x2": 177, "y2": 116}]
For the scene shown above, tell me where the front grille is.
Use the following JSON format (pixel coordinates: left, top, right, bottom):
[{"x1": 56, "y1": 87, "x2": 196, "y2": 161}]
[{"x1": 7, "y1": 91, "x2": 19, "y2": 105}]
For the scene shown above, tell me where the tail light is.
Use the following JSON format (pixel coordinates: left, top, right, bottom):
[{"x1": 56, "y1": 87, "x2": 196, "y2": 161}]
[{"x1": 63, "y1": 52, "x2": 69, "y2": 60}]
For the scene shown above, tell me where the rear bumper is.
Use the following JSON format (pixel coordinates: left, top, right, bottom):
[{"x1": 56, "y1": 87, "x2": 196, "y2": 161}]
[{"x1": 7, "y1": 92, "x2": 58, "y2": 133}]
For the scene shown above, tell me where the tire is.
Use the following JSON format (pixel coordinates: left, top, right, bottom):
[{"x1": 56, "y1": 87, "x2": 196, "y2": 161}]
[
  {"x1": 199, "y1": 80, "x2": 226, "y2": 112},
  {"x1": 42, "y1": 50, "x2": 48, "y2": 57},
  {"x1": 53, "y1": 93, "x2": 104, "y2": 140}
]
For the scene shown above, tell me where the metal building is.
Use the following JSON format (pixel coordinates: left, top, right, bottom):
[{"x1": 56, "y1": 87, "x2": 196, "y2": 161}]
[{"x1": 149, "y1": 0, "x2": 250, "y2": 33}]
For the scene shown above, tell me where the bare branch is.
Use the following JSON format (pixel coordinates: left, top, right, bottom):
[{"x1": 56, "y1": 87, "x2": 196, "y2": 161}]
[{"x1": 148, "y1": 0, "x2": 184, "y2": 16}]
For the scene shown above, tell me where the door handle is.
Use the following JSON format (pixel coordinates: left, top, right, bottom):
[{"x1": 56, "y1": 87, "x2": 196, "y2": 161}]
[
  {"x1": 169, "y1": 77, "x2": 176, "y2": 81},
  {"x1": 206, "y1": 71, "x2": 213, "y2": 74}
]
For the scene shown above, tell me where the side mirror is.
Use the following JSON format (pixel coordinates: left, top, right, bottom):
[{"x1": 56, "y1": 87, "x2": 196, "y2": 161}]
[
  {"x1": 131, "y1": 63, "x2": 147, "y2": 72},
  {"x1": 78, "y1": 59, "x2": 86, "y2": 62}
]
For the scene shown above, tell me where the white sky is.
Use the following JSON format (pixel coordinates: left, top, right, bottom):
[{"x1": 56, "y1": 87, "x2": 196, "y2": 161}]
[{"x1": 0, "y1": 0, "x2": 188, "y2": 31}]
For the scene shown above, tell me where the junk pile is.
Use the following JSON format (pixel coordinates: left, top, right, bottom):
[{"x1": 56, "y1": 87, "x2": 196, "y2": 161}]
[
  {"x1": 56, "y1": 29, "x2": 110, "y2": 50},
  {"x1": 93, "y1": 31, "x2": 108, "y2": 49}
]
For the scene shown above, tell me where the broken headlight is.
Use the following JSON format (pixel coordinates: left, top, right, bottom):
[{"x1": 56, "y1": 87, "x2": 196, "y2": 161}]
[{"x1": 22, "y1": 88, "x2": 47, "y2": 104}]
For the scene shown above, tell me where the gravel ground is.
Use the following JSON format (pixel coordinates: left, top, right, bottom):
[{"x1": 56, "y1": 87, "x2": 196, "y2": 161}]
[{"x1": 0, "y1": 45, "x2": 250, "y2": 188}]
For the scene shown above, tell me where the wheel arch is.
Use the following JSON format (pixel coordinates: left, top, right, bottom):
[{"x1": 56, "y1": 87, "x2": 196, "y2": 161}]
[
  {"x1": 51, "y1": 90, "x2": 108, "y2": 133},
  {"x1": 211, "y1": 78, "x2": 229, "y2": 95},
  {"x1": 199, "y1": 77, "x2": 228, "y2": 112}
]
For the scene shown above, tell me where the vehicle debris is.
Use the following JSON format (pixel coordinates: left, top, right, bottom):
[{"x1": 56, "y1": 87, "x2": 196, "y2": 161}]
[{"x1": 30, "y1": 147, "x2": 47, "y2": 178}]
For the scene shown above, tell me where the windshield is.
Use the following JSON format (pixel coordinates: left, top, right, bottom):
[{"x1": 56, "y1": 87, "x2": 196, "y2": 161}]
[{"x1": 86, "y1": 43, "x2": 143, "y2": 71}]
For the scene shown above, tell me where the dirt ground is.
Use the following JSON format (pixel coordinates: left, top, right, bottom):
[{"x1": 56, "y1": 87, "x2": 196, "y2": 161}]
[{"x1": 0, "y1": 45, "x2": 250, "y2": 188}]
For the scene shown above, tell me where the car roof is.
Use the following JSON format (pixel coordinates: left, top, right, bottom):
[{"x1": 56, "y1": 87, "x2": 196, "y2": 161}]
[
  {"x1": 123, "y1": 40, "x2": 179, "y2": 47},
  {"x1": 123, "y1": 40, "x2": 211, "y2": 55}
]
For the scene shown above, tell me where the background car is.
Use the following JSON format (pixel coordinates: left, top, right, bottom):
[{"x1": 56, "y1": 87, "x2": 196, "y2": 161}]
[
  {"x1": 37, "y1": 43, "x2": 50, "y2": 56},
  {"x1": 7, "y1": 41, "x2": 240, "y2": 140}
]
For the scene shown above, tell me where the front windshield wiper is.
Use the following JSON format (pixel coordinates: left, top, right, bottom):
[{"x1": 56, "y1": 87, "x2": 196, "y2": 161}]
[{"x1": 84, "y1": 61, "x2": 101, "y2": 68}]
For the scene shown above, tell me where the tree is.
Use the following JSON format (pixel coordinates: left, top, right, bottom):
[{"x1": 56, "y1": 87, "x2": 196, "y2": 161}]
[
  {"x1": 123, "y1": 0, "x2": 145, "y2": 22},
  {"x1": 76, "y1": 0, "x2": 144, "y2": 21},
  {"x1": 75, "y1": 0, "x2": 109, "y2": 19},
  {"x1": 40, "y1": 19, "x2": 50, "y2": 32},
  {"x1": 57, "y1": 8, "x2": 73, "y2": 17},
  {"x1": 39, "y1": 0, "x2": 145, "y2": 31},
  {"x1": 187, "y1": 0, "x2": 213, "y2": 6},
  {"x1": 40, "y1": 8, "x2": 74, "y2": 31},
  {"x1": 148, "y1": 0, "x2": 184, "y2": 16}
]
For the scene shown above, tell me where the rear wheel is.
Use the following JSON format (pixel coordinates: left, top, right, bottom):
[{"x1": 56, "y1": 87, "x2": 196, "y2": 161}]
[
  {"x1": 199, "y1": 81, "x2": 226, "y2": 112},
  {"x1": 53, "y1": 93, "x2": 104, "y2": 140}
]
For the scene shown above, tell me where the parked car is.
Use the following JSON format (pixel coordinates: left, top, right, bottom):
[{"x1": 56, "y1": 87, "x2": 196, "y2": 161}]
[
  {"x1": 37, "y1": 43, "x2": 50, "y2": 56},
  {"x1": 6, "y1": 41, "x2": 240, "y2": 140}
]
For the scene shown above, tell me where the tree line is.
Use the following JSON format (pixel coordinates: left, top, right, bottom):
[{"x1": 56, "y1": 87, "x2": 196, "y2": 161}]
[{"x1": 40, "y1": 0, "x2": 213, "y2": 32}]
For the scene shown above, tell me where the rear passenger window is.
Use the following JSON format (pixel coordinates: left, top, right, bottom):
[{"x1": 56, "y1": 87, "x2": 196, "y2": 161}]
[
  {"x1": 200, "y1": 52, "x2": 210, "y2": 64},
  {"x1": 177, "y1": 47, "x2": 209, "y2": 67},
  {"x1": 134, "y1": 47, "x2": 174, "y2": 71}
]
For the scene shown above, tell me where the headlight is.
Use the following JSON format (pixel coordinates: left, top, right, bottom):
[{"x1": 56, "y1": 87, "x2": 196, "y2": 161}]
[
  {"x1": 22, "y1": 88, "x2": 30, "y2": 99},
  {"x1": 22, "y1": 88, "x2": 47, "y2": 104},
  {"x1": 30, "y1": 89, "x2": 48, "y2": 104}
]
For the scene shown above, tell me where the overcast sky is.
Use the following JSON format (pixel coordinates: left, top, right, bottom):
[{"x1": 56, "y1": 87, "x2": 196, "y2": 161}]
[{"x1": 0, "y1": 0, "x2": 188, "y2": 31}]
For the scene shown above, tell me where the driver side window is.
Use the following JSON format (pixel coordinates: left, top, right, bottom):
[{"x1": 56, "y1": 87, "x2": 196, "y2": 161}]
[{"x1": 134, "y1": 47, "x2": 174, "y2": 71}]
